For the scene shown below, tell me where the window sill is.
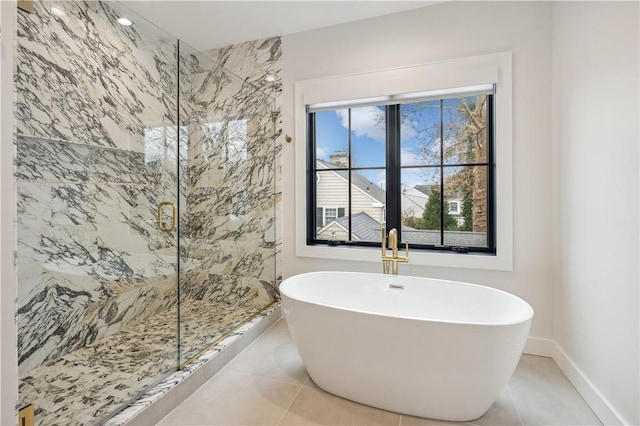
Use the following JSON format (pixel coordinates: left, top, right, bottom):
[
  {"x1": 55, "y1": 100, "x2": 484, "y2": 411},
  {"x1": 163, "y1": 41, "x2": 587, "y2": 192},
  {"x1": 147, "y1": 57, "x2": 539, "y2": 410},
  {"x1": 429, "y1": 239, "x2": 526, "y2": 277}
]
[{"x1": 296, "y1": 243, "x2": 512, "y2": 271}]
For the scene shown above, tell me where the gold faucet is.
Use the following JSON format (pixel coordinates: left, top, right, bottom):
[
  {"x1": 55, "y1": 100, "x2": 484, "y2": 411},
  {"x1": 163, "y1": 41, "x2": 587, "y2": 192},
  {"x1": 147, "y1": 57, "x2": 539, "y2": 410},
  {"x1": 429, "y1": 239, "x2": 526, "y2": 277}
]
[{"x1": 381, "y1": 226, "x2": 409, "y2": 275}]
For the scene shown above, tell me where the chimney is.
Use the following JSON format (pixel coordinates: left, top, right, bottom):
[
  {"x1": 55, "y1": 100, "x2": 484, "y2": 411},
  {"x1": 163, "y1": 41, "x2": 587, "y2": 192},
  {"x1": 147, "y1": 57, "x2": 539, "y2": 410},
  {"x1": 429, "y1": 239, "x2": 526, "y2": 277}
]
[{"x1": 330, "y1": 150, "x2": 349, "y2": 167}]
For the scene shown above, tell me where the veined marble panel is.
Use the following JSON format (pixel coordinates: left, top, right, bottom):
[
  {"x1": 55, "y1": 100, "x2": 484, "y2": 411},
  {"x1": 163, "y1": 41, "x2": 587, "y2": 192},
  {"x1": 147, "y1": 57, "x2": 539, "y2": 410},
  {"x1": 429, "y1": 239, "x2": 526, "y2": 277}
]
[
  {"x1": 15, "y1": 135, "x2": 181, "y2": 374},
  {"x1": 186, "y1": 123, "x2": 242, "y2": 188},
  {"x1": 18, "y1": 302, "x2": 278, "y2": 426},
  {"x1": 203, "y1": 37, "x2": 282, "y2": 101},
  {"x1": 203, "y1": 37, "x2": 283, "y2": 287},
  {"x1": 181, "y1": 240, "x2": 276, "y2": 301},
  {"x1": 15, "y1": 136, "x2": 91, "y2": 182},
  {"x1": 156, "y1": 39, "x2": 283, "y2": 394},
  {"x1": 16, "y1": 1, "x2": 178, "y2": 151},
  {"x1": 16, "y1": 252, "x2": 182, "y2": 374},
  {"x1": 105, "y1": 304, "x2": 280, "y2": 426},
  {"x1": 17, "y1": 6, "x2": 283, "y2": 421},
  {"x1": 174, "y1": 38, "x2": 281, "y2": 343}
]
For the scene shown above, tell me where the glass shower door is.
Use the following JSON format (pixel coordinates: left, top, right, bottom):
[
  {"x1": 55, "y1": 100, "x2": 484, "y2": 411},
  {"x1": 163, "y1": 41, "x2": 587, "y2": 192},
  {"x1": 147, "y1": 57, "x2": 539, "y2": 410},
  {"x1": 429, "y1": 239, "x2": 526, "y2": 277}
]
[
  {"x1": 14, "y1": 1, "x2": 278, "y2": 423},
  {"x1": 15, "y1": 1, "x2": 181, "y2": 424},
  {"x1": 177, "y1": 42, "x2": 278, "y2": 366}
]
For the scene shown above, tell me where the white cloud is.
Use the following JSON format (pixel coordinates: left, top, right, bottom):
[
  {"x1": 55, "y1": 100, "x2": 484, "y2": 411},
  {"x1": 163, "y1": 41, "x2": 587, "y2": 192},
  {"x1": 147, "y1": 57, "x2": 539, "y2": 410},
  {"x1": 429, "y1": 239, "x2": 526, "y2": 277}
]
[
  {"x1": 316, "y1": 145, "x2": 328, "y2": 160},
  {"x1": 400, "y1": 118, "x2": 417, "y2": 140},
  {"x1": 376, "y1": 170, "x2": 386, "y2": 189},
  {"x1": 335, "y1": 108, "x2": 418, "y2": 142},
  {"x1": 400, "y1": 166, "x2": 424, "y2": 188},
  {"x1": 401, "y1": 147, "x2": 422, "y2": 166},
  {"x1": 336, "y1": 107, "x2": 385, "y2": 142}
]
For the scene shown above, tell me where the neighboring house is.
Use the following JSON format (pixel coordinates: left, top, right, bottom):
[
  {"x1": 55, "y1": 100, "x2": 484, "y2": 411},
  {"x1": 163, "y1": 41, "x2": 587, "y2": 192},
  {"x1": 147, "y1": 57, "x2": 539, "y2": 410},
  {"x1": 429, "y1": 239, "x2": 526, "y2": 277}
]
[
  {"x1": 401, "y1": 185, "x2": 429, "y2": 218},
  {"x1": 317, "y1": 211, "x2": 382, "y2": 241},
  {"x1": 405, "y1": 184, "x2": 465, "y2": 227},
  {"x1": 315, "y1": 153, "x2": 466, "y2": 240},
  {"x1": 318, "y1": 211, "x2": 486, "y2": 247},
  {"x1": 315, "y1": 159, "x2": 386, "y2": 230}
]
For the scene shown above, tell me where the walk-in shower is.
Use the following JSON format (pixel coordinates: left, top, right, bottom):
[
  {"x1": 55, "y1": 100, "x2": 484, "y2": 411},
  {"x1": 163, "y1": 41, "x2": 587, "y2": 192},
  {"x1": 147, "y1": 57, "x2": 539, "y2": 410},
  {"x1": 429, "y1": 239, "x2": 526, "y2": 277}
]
[{"x1": 15, "y1": 1, "x2": 277, "y2": 424}]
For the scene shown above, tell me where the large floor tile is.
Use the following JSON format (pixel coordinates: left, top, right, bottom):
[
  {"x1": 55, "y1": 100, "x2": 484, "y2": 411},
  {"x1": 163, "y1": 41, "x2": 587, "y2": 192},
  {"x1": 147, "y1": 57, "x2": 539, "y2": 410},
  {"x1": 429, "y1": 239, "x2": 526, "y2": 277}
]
[
  {"x1": 469, "y1": 387, "x2": 522, "y2": 426},
  {"x1": 278, "y1": 378, "x2": 401, "y2": 426},
  {"x1": 158, "y1": 368, "x2": 301, "y2": 425},
  {"x1": 399, "y1": 387, "x2": 521, "y2": 426},
  {"x1": 227, "y1": 319, "x2": 308, "y2": 385},
  {"x1": 159, "y1": 327, "x2": 604, "y2": 426},
  {"x1": 508, "y1": 355, "x2": 601, "y2": 425},
  {"x1": 401, "y1": 415, "x2": 469, "y2": 426}
]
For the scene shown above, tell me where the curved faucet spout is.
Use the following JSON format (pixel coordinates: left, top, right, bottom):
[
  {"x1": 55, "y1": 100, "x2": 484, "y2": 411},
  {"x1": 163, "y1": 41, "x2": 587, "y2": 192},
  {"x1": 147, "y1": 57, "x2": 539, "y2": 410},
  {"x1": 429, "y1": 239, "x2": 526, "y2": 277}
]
[{"x1": 388, "y1": 228, "x2": 398, "y2": 258}]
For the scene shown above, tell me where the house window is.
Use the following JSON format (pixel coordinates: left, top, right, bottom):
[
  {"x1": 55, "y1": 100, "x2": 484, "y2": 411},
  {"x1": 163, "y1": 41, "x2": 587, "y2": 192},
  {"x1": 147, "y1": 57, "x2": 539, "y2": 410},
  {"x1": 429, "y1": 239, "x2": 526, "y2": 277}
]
[
  {"x1": 324, "y1": 207, "x2": 338, "y2": 224},
  {"x1": 448, "y1": 201, "x2": 460, "y2": 215},
  {"x1": 315, "y1": 207, "x2": 345, "y2": 227},
  {"x1": 307, "y1": 86, "x2": 495, "y2": 254}
]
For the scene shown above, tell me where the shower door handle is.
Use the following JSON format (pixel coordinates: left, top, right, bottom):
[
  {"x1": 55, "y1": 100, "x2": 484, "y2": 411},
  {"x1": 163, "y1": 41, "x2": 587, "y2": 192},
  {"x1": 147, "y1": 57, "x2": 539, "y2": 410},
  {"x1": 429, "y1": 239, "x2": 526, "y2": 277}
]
[{"x1": 157, "y1": 201, "x2": 177, "y2": 232}]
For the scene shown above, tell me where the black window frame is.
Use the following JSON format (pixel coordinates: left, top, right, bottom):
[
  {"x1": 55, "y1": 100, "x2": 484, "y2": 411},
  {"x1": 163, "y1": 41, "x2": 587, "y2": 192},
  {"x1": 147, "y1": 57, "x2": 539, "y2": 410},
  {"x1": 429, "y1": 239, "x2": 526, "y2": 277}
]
[{"x1": 306, "y1": 93, "x2": 496, "y2": 255}]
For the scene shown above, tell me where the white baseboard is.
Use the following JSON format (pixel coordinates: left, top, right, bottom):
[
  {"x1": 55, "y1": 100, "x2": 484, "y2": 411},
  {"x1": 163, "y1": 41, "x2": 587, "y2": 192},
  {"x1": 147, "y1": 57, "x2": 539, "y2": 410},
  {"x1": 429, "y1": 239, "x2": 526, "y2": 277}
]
[
  {"x1": 523, "y1": 337, "x2": 627, "y2": 425},
  {"x1": 552, "y1": 342, "x2": 628, "y2": 426},
  {"x1": 524, "y1": 336, "x2": 555, "y2": 357}
]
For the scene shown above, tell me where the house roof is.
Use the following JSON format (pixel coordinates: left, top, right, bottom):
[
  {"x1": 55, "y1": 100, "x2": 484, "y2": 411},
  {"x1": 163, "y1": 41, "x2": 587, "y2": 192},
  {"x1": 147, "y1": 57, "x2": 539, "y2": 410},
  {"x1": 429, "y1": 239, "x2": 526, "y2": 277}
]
[
  {"x1": 328, "y1": 211, "x2": 418, "y2": 242},
  {"x1": 413, "y1": 184, "x2": 435, "y2": 196},
  {"x1": 317, "y1": 160, "x2": 385, "y2": 204},
  {"x1": 328, "y1": 212, "x2": 486, "y2": 246},
  {"x1": 402, "y1": 229, "x2": 487, "y2": 246},
  {"x1": 331, "y1": 211, "x2": 383, "y2": 241}
]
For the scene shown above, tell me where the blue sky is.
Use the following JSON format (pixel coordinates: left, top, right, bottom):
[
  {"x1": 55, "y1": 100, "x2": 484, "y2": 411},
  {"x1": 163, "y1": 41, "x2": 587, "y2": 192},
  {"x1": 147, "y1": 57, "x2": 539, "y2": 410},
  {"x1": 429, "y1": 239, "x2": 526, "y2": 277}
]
[
  {"x1": 314, "y1": 97, "x2": 479, "y2": 191},
  {"x1": 315, "y1": 103, "x2": 442, "y2": 189}
]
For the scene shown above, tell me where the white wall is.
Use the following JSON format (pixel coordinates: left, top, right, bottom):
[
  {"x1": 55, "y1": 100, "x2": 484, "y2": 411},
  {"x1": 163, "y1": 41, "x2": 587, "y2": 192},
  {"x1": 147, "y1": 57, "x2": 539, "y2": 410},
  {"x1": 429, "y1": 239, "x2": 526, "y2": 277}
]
[
  {"x1": 282, "y1": 2, "x2": 554, "y2": 341},
  {"x1": 551, "y1": 2, "x2": 639, "y2": 425}
]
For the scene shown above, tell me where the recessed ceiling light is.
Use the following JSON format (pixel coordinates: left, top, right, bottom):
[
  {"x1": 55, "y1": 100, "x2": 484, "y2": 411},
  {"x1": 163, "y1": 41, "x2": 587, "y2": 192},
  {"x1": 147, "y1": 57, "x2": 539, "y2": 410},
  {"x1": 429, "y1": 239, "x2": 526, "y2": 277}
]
[
  {"x1": 117, "y1": 17, "x2": 132, "y2": 26},
  {"x1": 50, "y1": 7, "x2": 66, "y2": 17}
]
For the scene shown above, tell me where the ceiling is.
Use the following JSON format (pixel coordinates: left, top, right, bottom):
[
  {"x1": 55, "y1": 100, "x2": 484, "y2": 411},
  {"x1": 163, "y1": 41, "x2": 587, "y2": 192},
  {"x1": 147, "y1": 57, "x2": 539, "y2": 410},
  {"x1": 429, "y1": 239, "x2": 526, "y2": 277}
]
[{"x1": 121, "y1": 1, "x2": 439, "y2": 51}]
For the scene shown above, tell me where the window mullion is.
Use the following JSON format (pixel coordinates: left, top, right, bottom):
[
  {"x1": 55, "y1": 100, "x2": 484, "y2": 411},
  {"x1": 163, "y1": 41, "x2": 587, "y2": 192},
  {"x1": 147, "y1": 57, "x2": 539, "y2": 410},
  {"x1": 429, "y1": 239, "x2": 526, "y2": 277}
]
[
  {"x1": 439, "y1": 99, "x2": 444, "y2": 246},
  {"x1": 348, "y1": 109, "x2": 352, "y2": 242},
  {"x1": 386, "y1": 105, "x2": 401, "y2": 240},
  {"x1": 306, "y1": 111, "x2": 316, "y2": 245}
]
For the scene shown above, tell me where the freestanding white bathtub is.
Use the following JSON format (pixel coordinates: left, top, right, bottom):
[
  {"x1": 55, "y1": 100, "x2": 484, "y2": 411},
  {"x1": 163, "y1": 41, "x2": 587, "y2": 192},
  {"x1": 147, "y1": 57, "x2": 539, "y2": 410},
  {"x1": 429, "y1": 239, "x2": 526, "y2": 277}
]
[{"x1": 279, "y1": 271, "x2": 533, "y2": 421}]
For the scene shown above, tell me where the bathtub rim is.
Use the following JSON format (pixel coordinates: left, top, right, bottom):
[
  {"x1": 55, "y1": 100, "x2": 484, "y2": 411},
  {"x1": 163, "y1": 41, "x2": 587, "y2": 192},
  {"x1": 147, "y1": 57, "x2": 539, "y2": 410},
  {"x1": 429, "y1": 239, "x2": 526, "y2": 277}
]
[{"x1": 279, "y1": 270, "x2": 534, "y2": 327}]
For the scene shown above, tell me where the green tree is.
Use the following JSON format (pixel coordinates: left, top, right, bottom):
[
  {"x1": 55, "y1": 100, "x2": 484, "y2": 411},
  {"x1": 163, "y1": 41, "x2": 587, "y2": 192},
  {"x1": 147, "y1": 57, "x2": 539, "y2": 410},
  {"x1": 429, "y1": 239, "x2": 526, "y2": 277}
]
[
  {"x1": 422, "y1": 189, "x2": 457, "y2": 231},
  {"x1": 402, "y1": 214, "x2": 425, "y2": 229},
  {"x1": 402, "y1": 95, "x2": 488, "y2": 233},
  {"x1": 460, "y1": 188, "x2": 473, "y2": 231}
]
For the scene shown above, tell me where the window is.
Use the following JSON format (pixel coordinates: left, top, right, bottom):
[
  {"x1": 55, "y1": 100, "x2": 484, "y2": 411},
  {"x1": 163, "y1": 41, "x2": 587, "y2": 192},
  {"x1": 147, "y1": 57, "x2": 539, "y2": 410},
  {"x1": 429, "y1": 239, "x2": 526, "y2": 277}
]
[
  {"x1": 295, "y1": 52, "x2": 513, "y2": 270},
  {"x1": 448, "y1": 201, "x2": 461, "y2": 215},
  {"x1": 315, "y1": 207, "x2": 345, "y2": 227},
  {"x1": 307, "y1": 87, "x2": 495, "y2": 254},
  {"x1": 324, "y1": 207, "x2": 338, "y2": 224}
]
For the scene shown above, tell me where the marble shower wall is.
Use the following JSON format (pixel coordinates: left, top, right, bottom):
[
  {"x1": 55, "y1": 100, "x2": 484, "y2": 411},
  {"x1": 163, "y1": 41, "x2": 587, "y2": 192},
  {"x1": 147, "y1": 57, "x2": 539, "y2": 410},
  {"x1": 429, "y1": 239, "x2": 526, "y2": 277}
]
[
  {"x1": 178, "y1": 40, "x2": 281, "y2": 317},
  {"x1": 15, "y1": 0, "x2": 283, "y2": 380},
  {"x1": 16, "y1": 1, "x2": 178, "y2": 151},
  {"x1": 200, "y1": 37, "x2": 283, "y2": 289},
  {"x1": 15, "y1": 0, "x2": 181, "y2": 374}
]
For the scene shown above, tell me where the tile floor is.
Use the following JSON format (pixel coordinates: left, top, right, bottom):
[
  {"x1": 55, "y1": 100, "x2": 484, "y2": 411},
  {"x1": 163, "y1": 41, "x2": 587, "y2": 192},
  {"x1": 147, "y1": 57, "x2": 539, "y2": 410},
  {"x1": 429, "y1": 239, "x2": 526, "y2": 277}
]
[{"x1": 158, "y1": 319, "x2": 602, "y2": 426}]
